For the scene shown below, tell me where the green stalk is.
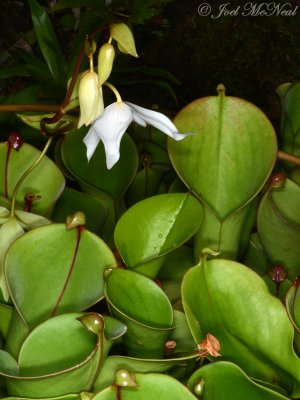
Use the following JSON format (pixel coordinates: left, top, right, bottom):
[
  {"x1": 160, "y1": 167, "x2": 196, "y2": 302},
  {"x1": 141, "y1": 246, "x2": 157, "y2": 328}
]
[{"x1": 10, "y1": 136, "x2": 53, "y2": 217}]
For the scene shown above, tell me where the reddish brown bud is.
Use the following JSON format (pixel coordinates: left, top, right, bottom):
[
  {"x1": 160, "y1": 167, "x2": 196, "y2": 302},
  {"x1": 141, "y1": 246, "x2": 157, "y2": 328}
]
[{"x1": 7, "y1": 131, "x2": 23, "y2": 150}]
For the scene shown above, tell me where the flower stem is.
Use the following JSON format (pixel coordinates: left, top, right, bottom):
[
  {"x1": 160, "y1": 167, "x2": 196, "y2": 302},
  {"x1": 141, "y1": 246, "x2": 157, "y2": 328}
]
[
  {"x1": 277, "y1": 150, "x2": 300, "y2": 167},
  {"x1": 10, "y1": 136, "x2": 53, "y2": 217},
  {"x1": 104, "y1": 82, "x2": 122, "y2": 102}
]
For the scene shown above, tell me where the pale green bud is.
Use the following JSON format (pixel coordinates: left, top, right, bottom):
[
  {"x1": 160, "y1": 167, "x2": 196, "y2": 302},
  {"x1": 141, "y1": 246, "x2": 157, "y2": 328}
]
[
  {"x1": 98, "y1": 43, "x2": 115, "y2": 85},
  {"x1": 78, "y1": 70, "x2": 104, "y2": 128},
  {"x1": 110, "y1": 23, "x2": 138, "y2": 58}
]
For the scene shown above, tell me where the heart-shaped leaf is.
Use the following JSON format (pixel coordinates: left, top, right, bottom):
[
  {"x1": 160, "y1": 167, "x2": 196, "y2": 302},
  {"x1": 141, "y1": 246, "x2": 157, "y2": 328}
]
[
  {"x1": 168, "y1": 88, "x2": 277, "y2": 220},
  {"x1": 5, "y1": 223, "x2": 117, "y2": 329},
  {"x1": 181, "y1": 252, "x2": 300, "y2": 396},
  {"x1": 61, "y1": 129, "x2": 138, "y2": 199}
]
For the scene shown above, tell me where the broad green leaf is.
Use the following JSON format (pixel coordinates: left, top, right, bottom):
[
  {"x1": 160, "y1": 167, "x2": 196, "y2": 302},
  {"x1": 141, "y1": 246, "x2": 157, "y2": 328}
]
[
  {"x1": 257, "y1": 178, "x2": 300, "y2": 280},
  {"x1": 181, "y1": 254, "x2": 300, "y2": 396},
  {"x1": 0, "y1": 142, "x2": 65, "y2": 215},
  {"x1": 168, "y1": 89, "x2": 277, "y2": 220},
  {"x1": 114, "y1": 193, "x2": 203, "y2": 273},
  {"x1": 3, "y1": 313, "x2": 107, "y2": 398},
  {"x1": 187, "y1": 361, "x2": 290, "y2": 400},
  {"x1": 61, "y1": 130, "x2": 138, "y2": 199},
  {"x1": 51, "y1": 187, "x2": 107, "y2": 235},
  {"x1": 93, "y1": 372, "x2": 197, "y2": 400},
  {"x1": 104, "y1": 268, "x2": 173, "y2": 358},
  {"x1": 28, "y1": 0, "x2": 66, "y2": 85},
  {"x1": 5, "y1": 223, "x2": 116, "y2": 329}
]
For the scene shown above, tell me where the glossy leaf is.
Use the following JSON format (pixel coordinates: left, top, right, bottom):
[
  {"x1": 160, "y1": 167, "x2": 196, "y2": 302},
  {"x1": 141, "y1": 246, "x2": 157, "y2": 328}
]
[
  {"x1": 187, "y1": 361, "x2": 290, "y2": 400},
  {"x1": 104, "y1": 268, "x2": 173, "y2": 358},
  {"x1": 61, "y1": 129, "x2": 138, "y2": 199},
  {"x1": 5, "y1": 223, "x2": 117, "y2": 329},
  {"x1": 2, "y1": 313, "x2": 107, "y2": 397},
  {"x1": 28, "y1": 0, "x2": 66, "y2": 85},
  {"x1": 0, "y1": 142, "x2": 65, "y2": 215},
  {"x1": 257, "y1": 178, "x2": 300, "y2": 280},
  {"x1": 181, "y1": 253, "x2": 300, "y2": 396},
  {"x1": 114, "y1": 193, "x2": 203, "y2": 274},
  {"x1": 51, "y1": 187, "x2": 107, "y2": 235},
  {"x1": 93, "y1": 372, "x2": 197, "y2": 400},
  {"x1": 168, "y1": 89, "x2": 277, "y2": 220}
]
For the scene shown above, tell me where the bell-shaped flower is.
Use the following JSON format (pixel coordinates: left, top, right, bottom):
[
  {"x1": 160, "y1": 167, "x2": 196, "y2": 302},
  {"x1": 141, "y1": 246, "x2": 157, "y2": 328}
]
[
  {"x1": 78, "y1": 70, "x2": 104, "y2": 128},
  {"x1": 83, "y1": 101, "x2": 193, "y2": 169}
]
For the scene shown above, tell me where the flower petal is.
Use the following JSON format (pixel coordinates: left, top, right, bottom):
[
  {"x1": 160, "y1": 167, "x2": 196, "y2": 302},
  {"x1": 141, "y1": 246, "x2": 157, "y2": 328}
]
[
  {"x1": 83, "y1": 127, "x2": 101, "y2": 161},
  {"x1": 126, "y1": 102, "x2": 193, "y2": 140},
  {"x1": 88, "y1": 102, "x2": 133, "y2": 169}
]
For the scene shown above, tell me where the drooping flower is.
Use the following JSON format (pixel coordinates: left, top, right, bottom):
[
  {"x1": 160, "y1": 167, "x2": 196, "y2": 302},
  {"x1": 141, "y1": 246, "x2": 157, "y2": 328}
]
[
  {"x1": 78, "y1": 70, "x2": 104, "y2": 128},
  {"x1": 83, "y1": 101, "x2": 193, "y2": 169}
]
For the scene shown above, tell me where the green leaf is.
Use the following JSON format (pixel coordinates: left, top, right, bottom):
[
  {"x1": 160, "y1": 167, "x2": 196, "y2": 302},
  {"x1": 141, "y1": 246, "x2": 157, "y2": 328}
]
[
  {"x1": 3, "y1": 313, "x2": 107, "y2": 397},
  {"x1": 114, "y1": 193, "x2": 203, "y2": 276},
  {"x1": 0, "y1": 303, "x2": 13, "y2": 339},
  {"x1": 278, "y1": 82, "x2": 300, "y2": 158},
  {"x1": 5, "y1": 223, "x2": 117, "y2": 329},
  {"x1": 104, "y1": 268, "x2": 173, "y2": 358},
  {"x1": 168, "y1": 89, "x2": 277, "y2": 220},
  {"x1": 187, "y1": 361, "x2": 290, "y2": 400},
  {"x1": 257, "y1": 178, "x2": 300, "y2": 280},
  {"x1": 181, "y1": 254, "x2": 300, "y2": 396},
  {"x1": 93, "y1": 372, "x2": 197, "y2": 400},
  {"x1": 61, "y1": 130, "x2": 138, "y2": 199},
  {"x1": 193, "y1": 200, "x2": 251, "y2": 260},
  {"x1": 28, "y1": 0, "x2": 66, "y2": 85},
  {"x1": 285, "y1": 281, "x2": 300, "y2": 334},
  {"x1": 51, "y1": 187, "x2": 107, "y2": 235},
  {"x1": 0, "y1": 142, "x2": 65, "y2": 215}
]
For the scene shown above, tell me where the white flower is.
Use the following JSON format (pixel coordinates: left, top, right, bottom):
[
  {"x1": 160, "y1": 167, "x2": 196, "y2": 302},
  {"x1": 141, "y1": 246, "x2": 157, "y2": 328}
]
[{"x1": 83, "y1": 101, "x2": 192, "y2": 169}]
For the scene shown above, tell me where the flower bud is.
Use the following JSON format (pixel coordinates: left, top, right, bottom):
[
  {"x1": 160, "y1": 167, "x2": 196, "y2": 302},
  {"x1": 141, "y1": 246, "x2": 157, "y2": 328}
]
[
  {"x1": 78, "y1": 70, "x2": 104, "y2": 128},
  {"x1": 110, "y1": 23, "x2": 138, "y2": 57},
  {"x1": 98, "y1": 43, "x2": 115, "y2": 85}
]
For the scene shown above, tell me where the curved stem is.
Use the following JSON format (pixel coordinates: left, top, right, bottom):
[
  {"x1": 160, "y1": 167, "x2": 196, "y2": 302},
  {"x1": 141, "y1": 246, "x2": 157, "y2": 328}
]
[
  {"x1": 277, "y1": 150, "x2": 300, "y2": 167},
  {"x1": 10, "y1": 136, "x2": 53, "y2": 217},
  {"x1": 104, "y1": 82, "x2": 122, "y2": 102}
]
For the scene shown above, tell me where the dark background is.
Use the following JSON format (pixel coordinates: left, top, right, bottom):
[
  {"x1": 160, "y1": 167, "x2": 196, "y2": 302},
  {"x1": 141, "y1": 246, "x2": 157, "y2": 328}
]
[{"x1": 1, "y1": 0, "x2": 300, "y2": 128}]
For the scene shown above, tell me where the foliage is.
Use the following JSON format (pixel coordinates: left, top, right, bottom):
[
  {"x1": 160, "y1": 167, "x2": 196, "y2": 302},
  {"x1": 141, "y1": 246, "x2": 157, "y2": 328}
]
[{"x1": 0, "y1": 1, "x2": 300, "y2": 400}]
